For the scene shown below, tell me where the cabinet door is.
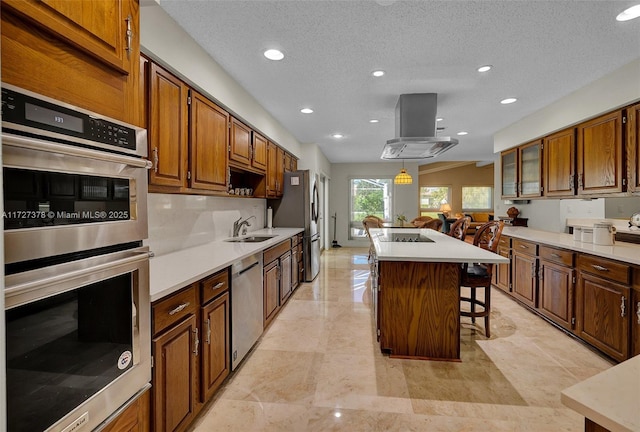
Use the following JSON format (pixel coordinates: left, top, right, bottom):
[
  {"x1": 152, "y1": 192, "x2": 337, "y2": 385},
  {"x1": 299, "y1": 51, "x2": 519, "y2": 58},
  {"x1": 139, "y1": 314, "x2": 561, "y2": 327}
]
[
  {"x1": 149, "y1": 63, "x2": 189, "y2": 188},
  {"x1": 280, "y1": 251, "x2": 292, "y2": 304},
  {"x1": 501, "y1": 148, "x2": 518, "y2": 198},
  {"x1": 252, "y1": 132, "x2": 268, "y2": 172},
  {"x1": 539, "y1": 260, "x2": 574, "y2": 331},
  {"x1": 229, "y1": 117, "x2": 251, "y2": 166},
  {"x1": 284, "y1": 153, "x2": 293, "y2": 172},
  {"x1": 577, "y1": 110, "x2": 624, "y2": 195},
  {"x1": 264, "y1": 260, "x2": 280, "y2": 327},
  {"x1": 152, "y1": 315, "x2": 198, "y2": 432},
  {"x1": 576, "y1": 272, "x2": 629, "y2": 362},
  {"x1": 518, "y1": 140, "x2": 542, "y2": 197},
  {"x1": 627, "y1": 103, "x2": 640, "y2": 192},
  {"x1": 512, "y1": 252, "x2": 537, "y2": 308},
  {"x1": 266, "y1": 141, "x2": 278, "y2": 198},
  {"x1": 291, "y1": 247, "x2": 300, "y2": 290},
  {"x1": 189, "y1": 91, "x2": 229, "y2": 191},
  {"x1": 632, "y1": 288, "x2": 640, "y2": 357},
  {"x1": 276, "y1": 146, "x2": 285, "y2": 196},
  {"x1": 494, "y1": 246, "x2": 511, "y2": 293},
  {"x1": 201, "y1": 293, "x2": 230, "y2": 402},
  {"x1": 544, "y1": 128, "x2": 576, "y2": 197}
]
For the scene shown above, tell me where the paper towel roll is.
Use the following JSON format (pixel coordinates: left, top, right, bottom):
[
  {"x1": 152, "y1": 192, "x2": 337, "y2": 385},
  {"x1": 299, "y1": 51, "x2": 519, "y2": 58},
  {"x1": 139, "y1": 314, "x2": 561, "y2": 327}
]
[{"x1": 267, "y1": 207, "x2": 273, "y2": 228}]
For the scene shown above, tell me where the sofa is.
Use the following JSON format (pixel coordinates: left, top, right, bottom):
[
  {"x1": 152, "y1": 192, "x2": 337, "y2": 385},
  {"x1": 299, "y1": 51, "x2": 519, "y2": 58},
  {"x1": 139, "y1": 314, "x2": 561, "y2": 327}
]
[{"x1": 464, "y1": 212, "x2": 494, "y2": 235}]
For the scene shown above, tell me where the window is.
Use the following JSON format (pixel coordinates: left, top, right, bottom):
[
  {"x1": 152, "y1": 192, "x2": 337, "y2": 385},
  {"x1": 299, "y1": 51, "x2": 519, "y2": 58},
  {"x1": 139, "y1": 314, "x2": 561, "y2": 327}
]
[
  {"x1": 349, "y1": 178, "x2": 392, "y2": 239},
  {"x1": 419, "y1": 186, "x2": 450, "y2": 216},
  {"x1": 462, "y1": 186, "x2": 493, "y2": 210}
]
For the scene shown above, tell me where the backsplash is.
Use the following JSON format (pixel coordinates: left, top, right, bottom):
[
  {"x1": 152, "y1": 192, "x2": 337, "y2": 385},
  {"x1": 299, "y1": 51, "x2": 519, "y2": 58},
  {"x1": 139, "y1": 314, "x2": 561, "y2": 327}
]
[{"x1": 145, "y1": 193, "x2": 266, "y2": 256}]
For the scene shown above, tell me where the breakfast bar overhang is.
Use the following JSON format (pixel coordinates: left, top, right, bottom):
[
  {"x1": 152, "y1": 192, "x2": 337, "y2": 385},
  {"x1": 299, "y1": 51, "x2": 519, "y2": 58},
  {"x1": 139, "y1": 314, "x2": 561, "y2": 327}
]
[{"x1": 369, "y1": 228, "x2": 509, "y2": 361}]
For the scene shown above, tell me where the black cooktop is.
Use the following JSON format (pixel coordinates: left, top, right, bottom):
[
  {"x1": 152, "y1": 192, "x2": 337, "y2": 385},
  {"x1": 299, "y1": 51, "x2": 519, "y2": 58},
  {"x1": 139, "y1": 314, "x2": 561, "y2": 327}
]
[{"x1": 378, "y1": 233, "x2": 435, "y2": 243}]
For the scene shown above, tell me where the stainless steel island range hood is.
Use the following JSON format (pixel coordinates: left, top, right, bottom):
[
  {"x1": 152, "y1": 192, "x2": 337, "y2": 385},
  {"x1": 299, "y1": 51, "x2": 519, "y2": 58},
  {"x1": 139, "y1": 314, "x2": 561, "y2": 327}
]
[{"x1": 381, "y1": 93, "x2": 458, "y2": 159}]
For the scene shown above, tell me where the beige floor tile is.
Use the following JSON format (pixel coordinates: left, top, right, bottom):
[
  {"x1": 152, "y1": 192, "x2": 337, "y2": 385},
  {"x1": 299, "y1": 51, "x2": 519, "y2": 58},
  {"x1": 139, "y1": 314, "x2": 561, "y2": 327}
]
[{"x1": 188, "y1": 247, "x2": 613, "y2": 432}]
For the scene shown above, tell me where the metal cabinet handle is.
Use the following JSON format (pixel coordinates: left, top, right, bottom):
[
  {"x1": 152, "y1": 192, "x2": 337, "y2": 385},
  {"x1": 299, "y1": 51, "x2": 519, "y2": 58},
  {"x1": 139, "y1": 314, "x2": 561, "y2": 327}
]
[
  {"x1": 531, "y1": 262, "x2": 536, "y2": 279},
  {"x1": 153, "y1": 147, "x2": 159, "y2": 173},
  {"x1": 168, "y1": 302, "x2": 190, "y2": 315},
  {"x1": 125, "y1": 15, "x2": 133, "y2": 58},
  {"x1": 568, "y1": 174, "x2": 574, "y2": 189},
  {"x1": 578, "y1": 173, "x2": 584, "y2": 189},
  {"x1": 193, "y1": 327, "x2": 199, "y2": 356},
  {"x1": 591, "y1": 264, "x2": 608, "y2": 272},
  {"x1": 636, "y1": 301, "x2": 640, "y2": 324},
  {"x1": 206, "y1": 318, "x2": 211, "y2": 344},
  {"x1": 550, "y1": 253, "x2": 561, "y2": 258},
  {"x1": 212, "y1": 282, "x2": 225, "y2": 290},
  {"x1": 621, "y1": 296, "x2": 626, "y2": 317},
  {"x1": 520, "y1": 244, "x2": 529, "y2": 249},
  {"x1": 539, "y1": 265, "x2": 544, "y2": 280}
]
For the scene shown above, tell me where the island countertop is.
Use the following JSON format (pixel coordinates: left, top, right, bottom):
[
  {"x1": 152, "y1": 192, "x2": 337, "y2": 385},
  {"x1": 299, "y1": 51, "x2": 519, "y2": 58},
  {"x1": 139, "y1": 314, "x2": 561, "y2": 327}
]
[{"x1": 369, "y1": 228, "x2": 510, "y2": 264}]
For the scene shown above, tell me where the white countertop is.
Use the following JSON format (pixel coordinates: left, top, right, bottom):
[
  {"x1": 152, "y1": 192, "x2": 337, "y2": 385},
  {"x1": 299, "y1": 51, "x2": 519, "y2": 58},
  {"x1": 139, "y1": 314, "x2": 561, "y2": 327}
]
[
  {"x1": 503, "y1": 226, "x2": 640, "y2": 265},
  {"x1": 149, "y1": 228, "x2": 303, "y2": 302},
  {"x1": 369, "y1": 228, "x2": 510, "y2": 263},
  {"x1": 561, "y1": 355, "x2": 640, "y2": 432}
]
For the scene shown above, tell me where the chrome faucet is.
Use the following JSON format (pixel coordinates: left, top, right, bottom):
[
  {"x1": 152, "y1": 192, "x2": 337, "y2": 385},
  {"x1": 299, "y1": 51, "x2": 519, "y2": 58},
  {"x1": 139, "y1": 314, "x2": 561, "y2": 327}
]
[{"x1": 233, "y1": 215, "x2": 256, "y2": 237}]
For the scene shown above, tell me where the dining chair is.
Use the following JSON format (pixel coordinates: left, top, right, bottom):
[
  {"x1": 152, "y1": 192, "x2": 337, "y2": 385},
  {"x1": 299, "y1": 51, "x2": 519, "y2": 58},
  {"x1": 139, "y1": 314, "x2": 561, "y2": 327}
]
[
  {"x1": 362, "y1": 216, "x2": 384, "y2": 262},
  {"x1": 410, "y1": 216, "x2": 433, "y2": 227},
  {"x1": 459, "y1": 220, "x2": 504, "y2": 337},
  {"x1": 418, "y1": 218, "x2": 443, "y2": 231},
  {"x1": 448, "y1": 216, "x2": 471, "y2": 241}
]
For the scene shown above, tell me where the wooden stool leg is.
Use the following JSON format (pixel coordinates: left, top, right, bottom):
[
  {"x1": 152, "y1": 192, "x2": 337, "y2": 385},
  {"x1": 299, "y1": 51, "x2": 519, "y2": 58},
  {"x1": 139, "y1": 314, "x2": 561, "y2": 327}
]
[{"x1": 470, "y1": 287, "x2": 476, "y2": 323}]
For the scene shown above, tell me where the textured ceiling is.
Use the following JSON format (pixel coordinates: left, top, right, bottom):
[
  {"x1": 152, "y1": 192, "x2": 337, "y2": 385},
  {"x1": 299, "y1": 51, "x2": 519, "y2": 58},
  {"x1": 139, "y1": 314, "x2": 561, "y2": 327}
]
[{"x1": 157, "y1": 0, "x2": 640, "y2": 164}]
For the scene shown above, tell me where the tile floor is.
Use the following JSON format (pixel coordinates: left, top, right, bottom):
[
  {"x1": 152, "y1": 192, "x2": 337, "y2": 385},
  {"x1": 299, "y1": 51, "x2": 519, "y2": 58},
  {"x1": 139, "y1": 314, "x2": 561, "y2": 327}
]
[{"x1": 190, "y1": 247, "x2": 613, "y2": 431}]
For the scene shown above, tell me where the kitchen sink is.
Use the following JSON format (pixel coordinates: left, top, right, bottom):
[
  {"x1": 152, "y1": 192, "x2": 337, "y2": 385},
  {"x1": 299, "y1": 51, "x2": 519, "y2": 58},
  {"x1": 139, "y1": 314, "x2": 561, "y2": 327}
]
[{"x1": 225, "y1": 235, "x2": 275, "y2": 243}]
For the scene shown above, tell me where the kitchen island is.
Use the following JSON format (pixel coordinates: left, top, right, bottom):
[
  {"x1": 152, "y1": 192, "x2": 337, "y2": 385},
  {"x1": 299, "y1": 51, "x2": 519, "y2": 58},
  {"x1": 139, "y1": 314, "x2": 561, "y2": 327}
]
[{"x1": 369, "y1": 228, "x2": 509, "y2": 361}]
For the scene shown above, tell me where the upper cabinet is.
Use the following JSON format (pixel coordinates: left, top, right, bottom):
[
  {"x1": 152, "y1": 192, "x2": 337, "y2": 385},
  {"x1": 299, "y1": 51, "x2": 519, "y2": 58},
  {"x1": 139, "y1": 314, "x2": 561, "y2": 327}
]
[
  {"x1": 544, "y1": 128, "x2": 576, "y2": 197},
  {"x1": 1, "y1": 0, "x2": 143, "y2": 126},
  {"x1": 627, "y1": 103, "x2": 640, "y2": 192},
  {"x1": 229, "y1": 118, "x2": 268, "y2": 174},
  {"x1": 251, "y1": 132, "x2": 268, "y2": 172},
  {"x1": 148, "y1": 62, "x2": 229, "y2": 193},
  {"x1": 500, "y1": 140, "x2": 542, "y2": 199},
  {"x1": 577, "y1": 110, "x2": 625, "y2": 195}
]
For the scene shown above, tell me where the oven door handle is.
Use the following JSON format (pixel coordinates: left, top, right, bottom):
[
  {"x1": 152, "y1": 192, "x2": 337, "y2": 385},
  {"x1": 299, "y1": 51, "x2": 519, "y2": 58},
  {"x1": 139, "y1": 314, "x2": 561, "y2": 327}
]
[
  {"x1": 5, "y1": 249, "x2": 151, "y2": 307},
  {"x1": 2, "y1": 133, "x2": 152, "y2": 169}
]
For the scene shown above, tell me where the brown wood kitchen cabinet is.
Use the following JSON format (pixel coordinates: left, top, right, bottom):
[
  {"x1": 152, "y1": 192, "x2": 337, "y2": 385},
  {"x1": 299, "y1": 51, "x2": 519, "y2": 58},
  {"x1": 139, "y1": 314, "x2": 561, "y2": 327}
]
[
  {"x1": 544, "y1": 127, "x2": 576, "y2": 197},
  {"x1": 263, "y1": 238, "x2": 293, "y2": 327},
  {"x1": 252, "y1": 132, "x2": 269, "y2": 172},
  {"x1": 152, "y1": 286, "x2": 199, "y2": 432},
  {"x1": 291, "y1": 233, "x2": 304, "y2": 290},
  {"x1": 1, "y1": 0, "x2": 143, "y2": 126},
  {"x1": 229, "y1": 118, "x2": 267, "y2": 174},
  {"x1": 266, "y1": 141, "x2": 286, "y2": 198},
  {"x1": 500, "y1": 140, "x2": 542, "y2": 199},
  {"x1": 632, "y1": 272, "x2": 640, "y2": 357},
  {"x1": 575, "y1": 255, "x2": 631, "y2": 363},
  {"x1": 576, "y1": 110, "x2": 625, "y2": 195},
  {"x1": 511, "y1": 239, "x2": 538, "y2": 308},
  {"x1": 101, "y1": 389, "x2": 151, "y2": 432},
  {"x1": 627, "y1": 102, "x2": 640, "y2": 192},
  {"x1": 493, "y1": 235, "x2": 511, "y2": 293},
  {"x1": 538, "y1": 245, "x2": 575, "y2": 331},
  {"x1": 148, "y1": 61, "x2": 229, "y2": 193}
]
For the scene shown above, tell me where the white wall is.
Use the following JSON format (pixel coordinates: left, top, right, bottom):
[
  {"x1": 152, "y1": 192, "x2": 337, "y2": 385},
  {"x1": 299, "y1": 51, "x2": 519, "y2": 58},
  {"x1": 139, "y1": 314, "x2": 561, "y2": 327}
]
[
  {"x1": 140, "y1": 3, "x2": 302, "y2": 158},
  {"x1": 493, "y1": 59, "x2": 640, "y2": 233},
  {"x1": 330, "y1": 162, "x2": 419, "y2": 247}
]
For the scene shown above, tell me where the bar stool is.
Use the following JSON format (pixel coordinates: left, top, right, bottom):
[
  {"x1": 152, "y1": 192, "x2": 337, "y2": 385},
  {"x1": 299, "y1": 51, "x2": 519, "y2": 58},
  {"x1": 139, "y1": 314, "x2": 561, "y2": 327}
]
[
  {"x1": 459, "y1": 220, "x2": 504, "y2": 337},
  {"x1": 448, "y1": 216, "x2": 471, "y2": 241}
]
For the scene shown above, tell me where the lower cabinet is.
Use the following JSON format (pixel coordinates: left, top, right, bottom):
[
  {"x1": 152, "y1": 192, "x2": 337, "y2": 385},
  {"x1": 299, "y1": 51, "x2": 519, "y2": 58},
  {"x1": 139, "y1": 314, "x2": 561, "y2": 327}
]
[
  {"x1": 511, "y1": 239, "x2": 538, "y2": 308},
  {"x1": 493, "y1": 242, "x2": 511, "y2": 293},
  {"x1": 538, "y1": 246, "x2": 575, "y2": 332},
  {"x1": 631, "y1": 286, "x2": 640, "y2": 357},
  {"x1": 151, "y1": 268, "x2": 230, "y2": 432},
  {"x1": 101, "y1": 389, "x2": 151, "y2": 432},
  {"x1": 279, "y1": 250, "x2": 292, "y2": 303},
  {"x1": 263, "y1": 236, "x2": 297, "y2": 328}
]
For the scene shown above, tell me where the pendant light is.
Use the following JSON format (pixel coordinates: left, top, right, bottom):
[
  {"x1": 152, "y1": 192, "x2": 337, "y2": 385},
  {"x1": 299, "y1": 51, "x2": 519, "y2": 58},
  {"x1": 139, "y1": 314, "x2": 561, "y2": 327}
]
[{"x1": 394, "y1": 161, "x2": 412, "y2": 185}]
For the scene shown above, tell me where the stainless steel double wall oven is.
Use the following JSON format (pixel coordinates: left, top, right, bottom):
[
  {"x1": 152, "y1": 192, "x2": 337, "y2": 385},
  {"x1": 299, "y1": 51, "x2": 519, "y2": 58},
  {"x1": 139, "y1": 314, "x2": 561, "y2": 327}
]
[{"x1": 2, "y1": 84, "x2": 152, "y2": 432}]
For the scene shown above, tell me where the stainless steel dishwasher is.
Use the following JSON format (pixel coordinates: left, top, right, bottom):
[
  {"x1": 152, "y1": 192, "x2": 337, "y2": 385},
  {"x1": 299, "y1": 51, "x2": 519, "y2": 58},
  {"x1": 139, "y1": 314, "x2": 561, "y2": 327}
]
[{"x1": 231, "y1": 253, "x2": 264, "y2": 370}]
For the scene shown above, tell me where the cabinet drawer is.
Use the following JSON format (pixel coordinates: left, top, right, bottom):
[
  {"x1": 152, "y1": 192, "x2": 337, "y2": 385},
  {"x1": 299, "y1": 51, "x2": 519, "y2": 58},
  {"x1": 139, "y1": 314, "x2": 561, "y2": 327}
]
[
  {"x1": 201, "y1": 268, "x2": 230, "y2": 305},
  {"x1": 539, "y1": 245, "x2": 574, "y2": 267},
  {"x1": 264, "y1": 239, "x2": 291, "y2": 265},
  {"x1": 513, "y1": 239, "x2": 537, "y2": 256},
  {"x1": 498, "y1": 235, "x2": 511, "y2": 248},
  {"x1": 577, "y1": 255, "x2": 630, "y2": 285},
  {"x1": 152, "y1": 285, "x2": 198, "y2": 336}
]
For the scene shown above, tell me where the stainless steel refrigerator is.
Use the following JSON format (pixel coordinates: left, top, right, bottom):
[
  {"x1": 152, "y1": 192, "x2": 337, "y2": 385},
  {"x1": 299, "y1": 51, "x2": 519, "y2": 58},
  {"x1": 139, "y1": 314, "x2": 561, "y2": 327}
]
[{"x1": 270, "y1": 170, "x2": 320, "y2": 282}]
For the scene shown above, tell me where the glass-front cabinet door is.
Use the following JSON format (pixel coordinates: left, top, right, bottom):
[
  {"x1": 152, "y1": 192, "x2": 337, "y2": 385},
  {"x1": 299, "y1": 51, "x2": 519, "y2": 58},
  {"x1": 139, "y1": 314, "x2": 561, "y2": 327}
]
[
  {"x1": 501, "y1": 148, "x2": 518, "y2": 198},
  {"x1": 518, "y1": 139, "x2": 542, "y2": 197}
]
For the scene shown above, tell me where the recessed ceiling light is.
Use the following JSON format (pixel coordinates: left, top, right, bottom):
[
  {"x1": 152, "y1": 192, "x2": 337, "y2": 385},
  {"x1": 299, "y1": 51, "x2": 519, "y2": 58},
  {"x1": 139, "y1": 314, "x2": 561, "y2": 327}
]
[
  {"x1": 500, "y1": 97, "x2": 518, "y2": 104},
  {"x1": 300, "y1": 108, "x2": 313, "y2": 114},
  {"x1": 457, "y1": 131, "x2": 468, "y2": 136},
  {"x1": 477, "y1": 65, "x2": 492, "y2": 73},
  {"x1": 616, "y1": 4, "x2": 640, "y2": 21},
  {"x1": 369, "y1": 119, "x2": 379, "y2": 123},
  {"x1": 332, "y1": 133, "x2": 344, "y2": 139},
  {"x1": 263, "y1": 49, "x2": 284, "y2": 61},
  {"x1": 436, "y1": 117, "x2": 443, "y2": 122},
  {"x1": 372, "y1": 70, "x2": 385, "y2": 77}
]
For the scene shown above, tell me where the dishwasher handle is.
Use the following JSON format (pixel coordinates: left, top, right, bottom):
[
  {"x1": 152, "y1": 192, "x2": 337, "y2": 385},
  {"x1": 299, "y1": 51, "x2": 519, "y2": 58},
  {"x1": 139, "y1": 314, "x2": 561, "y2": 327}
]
[{"x1": 236, "y1": 260, "x2": 261, "y2": 277}]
